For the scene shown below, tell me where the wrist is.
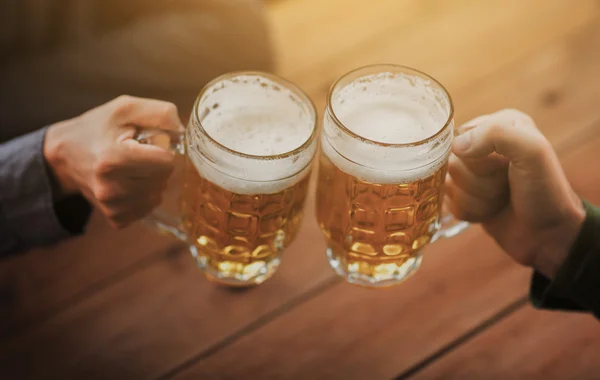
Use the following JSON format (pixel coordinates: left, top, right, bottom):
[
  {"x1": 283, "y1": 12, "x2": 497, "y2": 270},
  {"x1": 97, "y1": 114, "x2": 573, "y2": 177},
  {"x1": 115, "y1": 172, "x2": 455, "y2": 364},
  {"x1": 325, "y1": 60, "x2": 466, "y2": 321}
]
[
  {"x1": 534, "y1": 194, "x2": 586, "y2": 279},
  {"x1": 43, "y1": 120, "x2": 79, "y2": 197}
]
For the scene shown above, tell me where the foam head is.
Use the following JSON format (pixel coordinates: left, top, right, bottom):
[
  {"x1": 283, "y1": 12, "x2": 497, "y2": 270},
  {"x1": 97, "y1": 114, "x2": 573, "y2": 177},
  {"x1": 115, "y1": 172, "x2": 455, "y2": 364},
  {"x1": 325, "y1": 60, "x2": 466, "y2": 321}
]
[
  {"x1": 323, "y1": 69, "x2": 454, "y2": 184},
  {"x1": 187, "y1": 73, "x2": 317, "y2": 194}
]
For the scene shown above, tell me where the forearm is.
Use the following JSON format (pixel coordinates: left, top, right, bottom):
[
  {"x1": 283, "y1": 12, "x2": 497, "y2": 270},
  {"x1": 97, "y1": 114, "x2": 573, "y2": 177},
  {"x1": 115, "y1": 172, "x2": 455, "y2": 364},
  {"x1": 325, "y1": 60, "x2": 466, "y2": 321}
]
[
  {"x1": 0, "y1": 128, "x2": 91, "y2": 257},
  {"x1": 530, "y1": 200, "x2": 600, "y2": 318}
]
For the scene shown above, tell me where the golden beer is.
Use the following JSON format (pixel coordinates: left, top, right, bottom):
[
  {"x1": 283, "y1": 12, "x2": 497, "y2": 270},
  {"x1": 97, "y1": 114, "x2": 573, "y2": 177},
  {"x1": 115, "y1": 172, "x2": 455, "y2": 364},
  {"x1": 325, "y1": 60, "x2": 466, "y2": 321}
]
[
  {"x1": 181, "y1": 156, "x2": 311, "y2": 284},
  {"x1": 138, "y1": 72, "x2": 317, "y2": 286},
  {"x1": 179, "y1": 72, "x2": 317, "y2": 286},
  {"x1": 317, "y1": 152, "x2": 446, "y2": 283},
  {"x1": 317, "y1": 64, "x2": 466, "y2": 287}
]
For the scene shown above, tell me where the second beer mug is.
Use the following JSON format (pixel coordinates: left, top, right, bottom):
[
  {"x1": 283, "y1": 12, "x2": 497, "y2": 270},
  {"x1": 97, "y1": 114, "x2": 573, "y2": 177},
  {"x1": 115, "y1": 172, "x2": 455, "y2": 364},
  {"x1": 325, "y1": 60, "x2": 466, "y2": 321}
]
[
  {"x1": 139, "y1": 72, "x2": 317, "y2": 286},
  {"x1": 316, "y1": 64, "x2": 469, "y2": 287}
]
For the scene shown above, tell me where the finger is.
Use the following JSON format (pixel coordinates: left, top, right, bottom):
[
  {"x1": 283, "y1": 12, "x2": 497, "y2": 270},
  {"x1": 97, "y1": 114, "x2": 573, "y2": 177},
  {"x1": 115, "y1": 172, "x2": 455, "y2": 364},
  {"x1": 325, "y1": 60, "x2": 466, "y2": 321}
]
[
  {"x1": 450, "y1": 152, "x2": 509, "y2": 177},
  {"x1": 107, "y1": 193, "x2": 162, "y2": 213},
  {"x1": 444, "y1": 176, "x2": 505, "y2": 223},
  {"x1": 95, "y1": 178, "x2": 166, "y2": 205},
  {"x1": 101, "y1": 194, "x2": 162, "y2": 228},
  {"x1": 111, "y1": 95, "x2": 184, "y2": 132},
  {"x1": 110, "y1": 139, "x2": 175, "y2": 177},
  {"x1": 123, "y1": 196, "x2": 162, "y2": 226},
  {"x1": 455, "y1": 114, "x2": 491, "y2": 135},
  {"x1": 443, "y1": 196, "x2": 460, "y2": 221},
  {"x1": 452, "y1": 109, "x2": 551, "y2": 168},
  {"x1": 447, "y1": 155, "x2": 509, "y2": 201}
]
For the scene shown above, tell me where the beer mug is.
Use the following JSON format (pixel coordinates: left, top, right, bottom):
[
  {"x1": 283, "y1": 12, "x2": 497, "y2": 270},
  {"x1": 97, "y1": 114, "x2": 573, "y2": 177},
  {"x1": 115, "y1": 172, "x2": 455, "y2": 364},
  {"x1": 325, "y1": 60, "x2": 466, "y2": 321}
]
[
  {"x1": 138, "y1": 72, "x2": 317, "y2": 286},
  {"x1": 316, "y1": 64, "x2": 469, "y2": 287}
]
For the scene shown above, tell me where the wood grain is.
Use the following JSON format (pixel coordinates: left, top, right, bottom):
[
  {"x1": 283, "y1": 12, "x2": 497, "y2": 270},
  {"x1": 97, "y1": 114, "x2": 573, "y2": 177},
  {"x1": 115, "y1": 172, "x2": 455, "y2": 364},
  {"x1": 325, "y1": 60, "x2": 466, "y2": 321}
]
[
  {"x1": 456, "y1": 18, "x2": 600, "y2": 147},
  {"x1": 169, "y1": 115, "x2": 600, "y2": 380},
  {"x1": 411, "y1": 306, "x2": 600, "y2": 380},
  {"x1": 0, "y1": 188, "x2": 334, "y2": 380},
  {"x1": 270, "y1": 0, "x2": 598, "y2": 108},
  {"x1": 0, "y1": 213, "x2": 179, "y2": 339},
  {"x1": 174, "y1": 231, "x2": 529, "y2": 380}
]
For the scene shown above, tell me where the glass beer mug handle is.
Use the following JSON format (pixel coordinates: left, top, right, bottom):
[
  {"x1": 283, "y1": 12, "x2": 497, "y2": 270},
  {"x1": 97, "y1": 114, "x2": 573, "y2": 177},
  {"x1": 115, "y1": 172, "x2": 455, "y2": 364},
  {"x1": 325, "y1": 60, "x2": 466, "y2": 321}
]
[
  {"x1": 133, "y1": 127, "x2": 188, "y2": 241},
  {"x1": 134, "y1": 127, "x2": 185, "y2": 154},
  {"x1": 433, "y1": 211, "x2": 470, "y2": 241}
]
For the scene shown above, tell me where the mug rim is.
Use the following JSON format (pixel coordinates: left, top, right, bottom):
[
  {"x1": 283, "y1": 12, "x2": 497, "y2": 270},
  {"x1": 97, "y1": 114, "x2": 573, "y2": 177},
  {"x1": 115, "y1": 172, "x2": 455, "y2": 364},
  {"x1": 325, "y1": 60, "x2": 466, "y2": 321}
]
[
  {"x1": 191, "y1": 70, "x2": 318, "y2": 160},
  {"x1": 326, "y1": 63, "x2": 454, "y2": 148}
]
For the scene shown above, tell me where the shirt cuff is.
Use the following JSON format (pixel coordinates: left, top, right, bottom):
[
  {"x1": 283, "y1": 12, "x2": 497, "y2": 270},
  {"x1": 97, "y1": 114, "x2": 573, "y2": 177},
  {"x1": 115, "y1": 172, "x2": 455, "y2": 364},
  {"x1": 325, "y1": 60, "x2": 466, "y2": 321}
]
[
  {"x1": 529, "y1": 200, "x2": 600, "y2": 317},
  {"x1": 0, "y1": 128, "x2": 91, "y2": 254}
]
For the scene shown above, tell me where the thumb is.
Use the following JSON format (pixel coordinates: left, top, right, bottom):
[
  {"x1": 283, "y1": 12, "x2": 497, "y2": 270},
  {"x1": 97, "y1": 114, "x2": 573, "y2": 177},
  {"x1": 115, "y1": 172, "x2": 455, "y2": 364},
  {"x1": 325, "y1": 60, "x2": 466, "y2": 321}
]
[{"x1": 452, "y1": 110, "x2": 551, "y2": 168}]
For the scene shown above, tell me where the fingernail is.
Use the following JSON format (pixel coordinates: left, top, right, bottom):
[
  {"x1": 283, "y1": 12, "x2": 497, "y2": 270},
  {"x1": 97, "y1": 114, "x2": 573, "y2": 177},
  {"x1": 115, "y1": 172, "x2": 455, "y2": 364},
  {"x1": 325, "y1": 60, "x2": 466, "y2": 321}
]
[{"x1": 453, "y1": 132, "x2": 471, "y2": 152}]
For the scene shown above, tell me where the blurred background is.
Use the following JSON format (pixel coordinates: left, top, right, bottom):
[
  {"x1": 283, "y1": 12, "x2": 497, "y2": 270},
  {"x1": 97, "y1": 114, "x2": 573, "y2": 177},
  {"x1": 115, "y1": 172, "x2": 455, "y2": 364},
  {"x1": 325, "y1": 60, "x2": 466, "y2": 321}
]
[{"x1": 266, "y1": 0, "x2": 599, "y2": 139}]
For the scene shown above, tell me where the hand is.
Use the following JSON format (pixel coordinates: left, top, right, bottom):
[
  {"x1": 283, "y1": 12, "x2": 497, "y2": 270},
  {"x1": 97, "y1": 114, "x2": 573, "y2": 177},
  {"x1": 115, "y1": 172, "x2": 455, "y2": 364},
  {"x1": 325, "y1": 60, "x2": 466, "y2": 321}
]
[
  {"x1": 446, "y1": 109, "x2": 585, "y2": 278},
  {"x1": 43, "y1": 95, "x2": 183, "y2": 228}
]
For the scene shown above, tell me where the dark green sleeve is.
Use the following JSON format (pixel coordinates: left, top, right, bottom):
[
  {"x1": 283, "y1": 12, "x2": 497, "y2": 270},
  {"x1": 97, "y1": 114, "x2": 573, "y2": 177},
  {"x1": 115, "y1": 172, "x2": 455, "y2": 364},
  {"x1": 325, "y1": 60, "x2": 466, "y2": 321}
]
[{"x1": 529, "y1": 200, "x2": 600, "y2": 318}]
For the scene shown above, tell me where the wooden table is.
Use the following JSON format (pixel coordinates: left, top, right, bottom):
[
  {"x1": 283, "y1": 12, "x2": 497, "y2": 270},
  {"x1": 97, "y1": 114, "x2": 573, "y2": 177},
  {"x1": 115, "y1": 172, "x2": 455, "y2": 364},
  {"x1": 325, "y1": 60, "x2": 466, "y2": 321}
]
[{"x1": 2, "y1": 1, "x2": 600, "y2": 379}]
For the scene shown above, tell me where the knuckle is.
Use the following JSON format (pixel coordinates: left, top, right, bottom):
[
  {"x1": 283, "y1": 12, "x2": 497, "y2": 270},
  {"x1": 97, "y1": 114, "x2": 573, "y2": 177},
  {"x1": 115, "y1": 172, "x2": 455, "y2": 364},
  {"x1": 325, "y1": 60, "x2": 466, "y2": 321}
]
[
  {"x1": 156, "y1": 102, "x2": 179, "y2": 125},
  {"x1": 528, "y1": 135, "x2": 552, "y2": 159},
  {"x1": 114, "y1": 94, "x2": 134, "y2": 106},
  {"x1": 107, "y1": 210, "x2": 129, "y2": 229},
  {"x1": 112, "y1": 95, "x2": 137, "y2": 119},
  {"x1": 500, "y1": 108, "x2": 536, "y2": 128},
  {"x1": 95, "y1": 185, "x2": 117, "y2": 203},
  {"x1": 160, "y1": 102, "x2": 178, "y2": 116},
  {"x1": 94, "y1": 155, "x2": 117, "y2": 177},
  {"x1": 521, "y1": 112, "x2": 535, "y2": 127},
  {"x1": 111, "y1": 220, "x2": 129, "y2": 229},
  {"x1": 500, "y1": 108, "x2": 524, "y2": 116},
  {"x1": 498, "y1": 108, "x2": 524, "y2": 118},
  {"x1": 486, "y1": 123, "x2": 505, "y2": 140}
]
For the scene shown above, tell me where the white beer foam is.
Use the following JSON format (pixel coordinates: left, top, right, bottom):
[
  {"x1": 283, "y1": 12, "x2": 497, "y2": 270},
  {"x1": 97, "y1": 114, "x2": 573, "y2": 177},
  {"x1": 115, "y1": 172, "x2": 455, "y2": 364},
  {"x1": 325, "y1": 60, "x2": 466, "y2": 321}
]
[
  {"x1": 322, "y1": 72, "x2": 453, "y2": 184},
  {"x1": 201, "y1": 77, "x2": 313, "y2": 156},
  {"x1": 188, "y1": 74, "x2": 316, "y2": 194}
]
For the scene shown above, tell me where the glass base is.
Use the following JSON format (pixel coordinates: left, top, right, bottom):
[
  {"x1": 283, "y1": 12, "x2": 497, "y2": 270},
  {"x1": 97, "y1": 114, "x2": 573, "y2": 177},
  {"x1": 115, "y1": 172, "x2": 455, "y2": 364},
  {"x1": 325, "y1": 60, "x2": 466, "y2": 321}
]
[
  {"x1": 190, "y1": 246, "x2": 281, "y2": 287},
  {"x1": 326, "y1": 247, "x2": 422, "y2": 288}
]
